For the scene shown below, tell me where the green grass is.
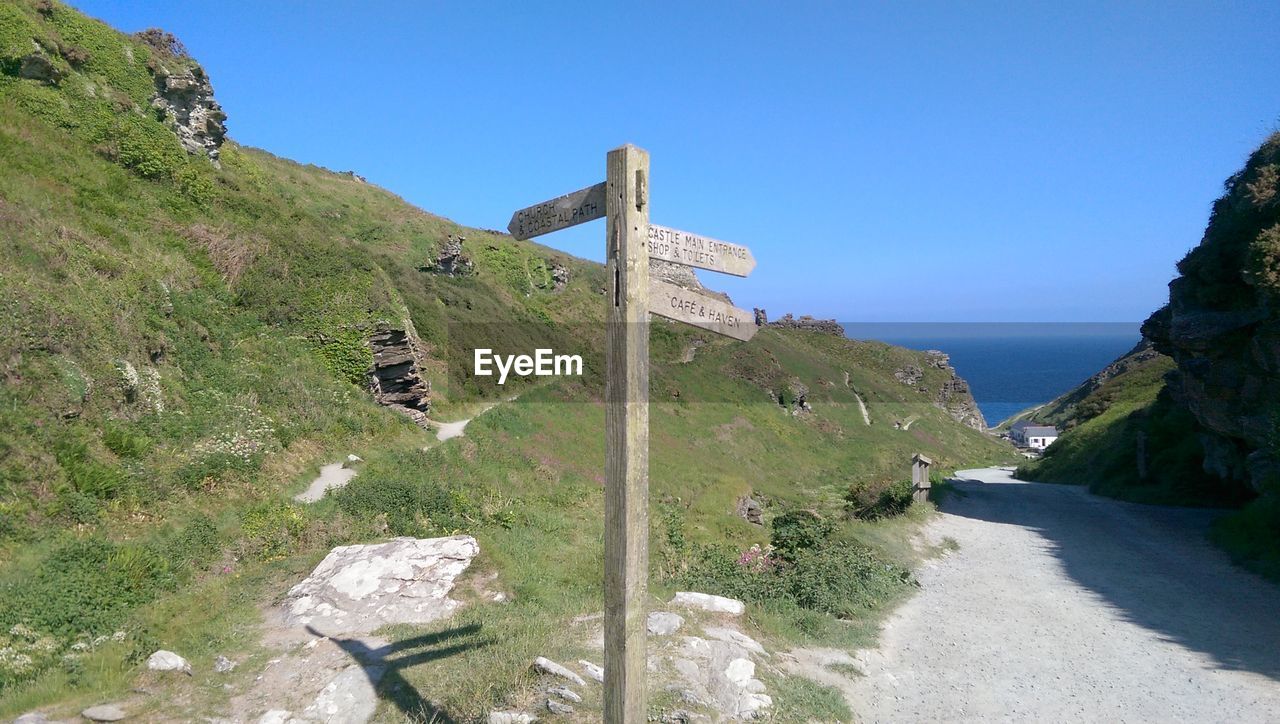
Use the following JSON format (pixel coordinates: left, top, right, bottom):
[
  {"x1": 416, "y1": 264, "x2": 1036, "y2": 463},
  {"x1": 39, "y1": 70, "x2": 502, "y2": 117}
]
[{"x1": 0, "y1": 1, "x2": 1019, "y2": 716}]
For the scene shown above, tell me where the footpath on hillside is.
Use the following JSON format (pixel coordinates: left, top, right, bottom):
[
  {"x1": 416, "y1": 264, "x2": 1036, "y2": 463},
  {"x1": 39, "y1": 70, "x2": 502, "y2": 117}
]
[{"x1": 834, "y1": 467, "x2": 1280, "y2": 722}]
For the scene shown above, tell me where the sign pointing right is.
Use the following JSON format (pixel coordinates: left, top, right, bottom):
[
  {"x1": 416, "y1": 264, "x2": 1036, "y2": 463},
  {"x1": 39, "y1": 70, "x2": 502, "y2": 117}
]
[
  {"x1": 649, "y1": 278, "x2": 757, "y2": 341},
  {"x1": 647, "y1": 223, "x2": 756, "y2": 277}
]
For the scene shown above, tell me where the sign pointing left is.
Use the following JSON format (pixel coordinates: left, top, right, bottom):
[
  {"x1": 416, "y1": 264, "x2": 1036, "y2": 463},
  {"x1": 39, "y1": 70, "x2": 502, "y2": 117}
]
[{"x1": 507, "y1": 182, "x2": 607, "y2": 240}]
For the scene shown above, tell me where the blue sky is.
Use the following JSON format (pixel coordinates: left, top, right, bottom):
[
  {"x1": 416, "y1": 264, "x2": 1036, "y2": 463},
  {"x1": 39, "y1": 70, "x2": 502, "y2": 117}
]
[{"x1": 72, "y1": 1, "x2": 1280, "y2": 322}]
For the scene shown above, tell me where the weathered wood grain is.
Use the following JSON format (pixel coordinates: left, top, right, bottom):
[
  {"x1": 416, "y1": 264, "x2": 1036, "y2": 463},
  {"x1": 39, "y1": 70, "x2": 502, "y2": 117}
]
[
  {"x1": 604, "y1": 144, "x2": 650, "y2": 723},
  {"x1": 507, "y1": 182, "x2": 607, "y2": 240},
  {"x1": 647, "y1": 223, "x2": 756, "y2": 277},
  {"x1": 649, "y1": 278, "x2": 758, "y2": 341}
]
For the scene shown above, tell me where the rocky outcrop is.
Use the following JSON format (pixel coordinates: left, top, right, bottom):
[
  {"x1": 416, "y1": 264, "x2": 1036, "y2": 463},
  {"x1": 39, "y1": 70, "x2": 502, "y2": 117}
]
[
  {"x1": 753, "y1": 308, "x2": 767, "y2": 326},
  {"x1": 768, "y1": 313, "x2": 843, "y2": 336},
  {"x1": 367, "y1": 324, "x2": 431, "y2": 421},
  {"x1": 550, "y1": 262, "x2": 570, "y2": 291},
  {"x1": 425, "y1": 234, "x2": 474, "y2": 276},
  {"x1": 281, "y1": 535, "x2": 479, "y2": 635},
  {"x1": 927, "y1": 351, "x2": 986, "y2": 432},
  {"x1": 1143, "y1": 132, "x2": 1280, "y2": 494},
  {"x1": 735, "y1": 495, "x2": 763, "y2": 526},
  {"x1": 650, "y1": 258, "x2": 732, "y2": 303},
  {"x1": 149, "y1": 65, "x2": 227, "y2": 164}
]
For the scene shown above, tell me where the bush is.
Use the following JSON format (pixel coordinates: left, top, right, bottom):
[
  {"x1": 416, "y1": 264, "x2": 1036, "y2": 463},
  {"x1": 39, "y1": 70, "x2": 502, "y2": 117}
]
[
  {"x1": 675, "y1": 540, "x2": 913, "y2": 621},
  {"x1": 845, "y1": 479, "x2": 914, "y2": 520},
  {"x1": 770, "y1": 510, "x2": 833, "y2": 561},
  {"x1": 175, "y1": 162, "x2": 215, "y2": 206},
  {"x1": 239, "y1": 501, "x2": 306, "y2": 560},
  {"x1": 103, "y1": 423, "x2": 152, "y2": 458},
  {"x1": 334, "y1": 474, "x2": 472, "y2": 537},
  {"x1": 112, "y1": 115, "x2": 184, "y2": 179}
]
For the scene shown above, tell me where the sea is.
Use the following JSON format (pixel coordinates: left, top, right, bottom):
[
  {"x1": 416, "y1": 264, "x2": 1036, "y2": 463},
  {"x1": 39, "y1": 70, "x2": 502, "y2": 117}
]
[{"x1": 842, "y1": 323, "x2": 1143, "y2": 428}]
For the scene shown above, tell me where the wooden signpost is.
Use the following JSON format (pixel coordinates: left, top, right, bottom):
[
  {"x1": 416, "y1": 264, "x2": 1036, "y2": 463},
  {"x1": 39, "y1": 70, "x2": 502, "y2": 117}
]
[{"x1": 508, "y1": 144, "x2": 757, "y2": 722}]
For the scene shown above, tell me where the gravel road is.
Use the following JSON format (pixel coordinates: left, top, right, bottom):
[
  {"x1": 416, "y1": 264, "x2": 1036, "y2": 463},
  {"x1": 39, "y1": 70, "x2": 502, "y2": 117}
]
[{"x1": 843, "y1": 467, "x2": 1280, "y2": 723}]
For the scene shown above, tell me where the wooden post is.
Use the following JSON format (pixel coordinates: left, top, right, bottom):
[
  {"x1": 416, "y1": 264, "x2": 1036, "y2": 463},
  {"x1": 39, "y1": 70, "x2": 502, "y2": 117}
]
[
  {"x1": 604, "y1": 144, "x2": 650, "y2": 723},
  {"x1": 912, "y1": 453, "x2": 933, "y2": 503}
]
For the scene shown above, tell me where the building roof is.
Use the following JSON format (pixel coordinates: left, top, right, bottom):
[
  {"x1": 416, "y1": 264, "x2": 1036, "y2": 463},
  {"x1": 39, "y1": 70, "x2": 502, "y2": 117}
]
[{"x1": 1023, "y1": 426, "x2": 1058, "y2": 436}]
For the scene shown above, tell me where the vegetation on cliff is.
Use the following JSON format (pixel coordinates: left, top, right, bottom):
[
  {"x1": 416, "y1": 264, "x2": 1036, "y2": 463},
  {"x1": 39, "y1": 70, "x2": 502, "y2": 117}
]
[{"x1": 1019, "y1": 131, "x2": 1280, "y2": 580}]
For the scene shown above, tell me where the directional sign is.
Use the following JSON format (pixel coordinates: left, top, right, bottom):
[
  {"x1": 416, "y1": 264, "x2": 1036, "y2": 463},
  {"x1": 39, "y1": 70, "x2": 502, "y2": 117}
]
[
  {"x1": 647, "y1": 223, "x2": 756, "y2": 277},
  {"x1": 649, "y1": 278, "x2": 758, "y2": 341},
  {"x1": 507, "y1": 182, "x2": 606, "y2": 240}
]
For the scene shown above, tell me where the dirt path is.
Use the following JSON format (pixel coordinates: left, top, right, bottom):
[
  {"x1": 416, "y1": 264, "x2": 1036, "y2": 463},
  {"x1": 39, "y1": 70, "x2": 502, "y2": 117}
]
[{"x1": 837, "y1": 467, "x2": 1280, "y2": 722}]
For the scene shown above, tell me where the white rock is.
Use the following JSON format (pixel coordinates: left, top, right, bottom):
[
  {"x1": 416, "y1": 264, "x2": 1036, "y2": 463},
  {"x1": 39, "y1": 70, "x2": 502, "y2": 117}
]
[
  {"x1": 647, "y1": 611, "x2": 684, "y2": 635},
  {"x1": 547, "y1": 685, "x2": 582, "y2": 703},
  {"x1": 12, "y1": 713, "x2": 50, "y2": 724},
  {"x1": 282, "y1": 536, "x2": 479, "y2": 634},
  {"x1": 546, "y1": 699, "x2": 574, "y2": 715},
  {"x1": 146, "y1": 649, "x2": 191, "y2": 674},
  {"x1": 578, "y1": 659, "x2": 604, "y2": 683},
  {"x1": 533, "y1": 656, "x2": 586, "y2": 686},
  {"x1": 487, "y1": 712, "x2": 537, "y2": 724},
  {"x1": 724, "y1": 658, "x2": 755, "y2": 686},
  {"x1": 258, "y1": 711, "x2": 293, "y2": 724},
  {"x1": 80, "y1": 705, "x2": 127, "y2": 722},
  {"x1": 302, "y1": 663, "x2": 383, "y2": 724},
  {"x1": 702, "y1": 626, "x2": 767, "y2": 656},
  {"x1": 670, "y1": 592, "x2": 745, "y2": 615},
  {"x1": 214, "y1": 654, "x2": 236, "y2": 673},
  {"x1": 345, "y1": 454, "x2": 363, "y2": 465}
]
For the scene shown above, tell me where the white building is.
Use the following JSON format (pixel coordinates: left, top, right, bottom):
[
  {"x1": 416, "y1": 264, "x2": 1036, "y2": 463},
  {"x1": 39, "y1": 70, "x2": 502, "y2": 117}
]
[{"x1": 1010, "y1": 421, "x2": 1059, "y2": 450}]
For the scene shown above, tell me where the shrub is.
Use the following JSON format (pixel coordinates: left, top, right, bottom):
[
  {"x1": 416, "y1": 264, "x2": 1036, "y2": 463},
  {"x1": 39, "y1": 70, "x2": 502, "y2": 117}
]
[
  {"x1": 675, "y1": 540, "x2": 913, "y2": 621},
  {"x1": 844, "y1": 479, "x2": 914, "y2": 520},
  {"x1": 334, "y1": 474, "x2": 472, "y2": 537},
  {"x1": 103, "y1": 423, "x2": 152, "y2": 459},
  {"x1": 53, "y1": 437, "x2": 126, "y2": 500},
  {"x1": 175, "y1": 162, "x2": 215, "y2": 206},
  {"x1": 239, "y1": 501, "x2": 306, "y2": 560},
  {"x1": 113, "y1": 115, "x2": 184, "y2": 179},
  {"x1": 770, "y1": 510, "x2": 833, "y2": 561}
]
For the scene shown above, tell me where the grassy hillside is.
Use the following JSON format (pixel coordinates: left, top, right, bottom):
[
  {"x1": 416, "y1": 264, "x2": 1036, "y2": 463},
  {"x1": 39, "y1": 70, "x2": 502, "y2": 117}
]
[
  {"x1": 1011, "y1": 346, "x2": 1223, "y2": 503},
  {"x1": 0, "y1": 1, "x2": 1015, "y2": 718}
]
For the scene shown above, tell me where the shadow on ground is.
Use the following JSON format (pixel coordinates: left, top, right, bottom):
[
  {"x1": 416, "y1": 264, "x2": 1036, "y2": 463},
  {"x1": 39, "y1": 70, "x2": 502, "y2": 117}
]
[
  {"x1": 307, "y1": 623, "x2": 490, "y2": 723},
  {"x1": 942, "y1": 469, "x2": 1280, "y2": 681}
]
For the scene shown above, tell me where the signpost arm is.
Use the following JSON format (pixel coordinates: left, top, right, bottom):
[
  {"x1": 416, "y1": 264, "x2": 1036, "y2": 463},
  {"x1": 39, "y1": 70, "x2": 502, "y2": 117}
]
[{"x1": 604, "y1": 144, "x2": 650, "y2": 723}]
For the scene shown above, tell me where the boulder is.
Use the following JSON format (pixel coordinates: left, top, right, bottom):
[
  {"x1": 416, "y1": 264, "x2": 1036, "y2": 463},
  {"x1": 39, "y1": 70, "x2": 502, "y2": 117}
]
[
  {"x1": 670, "y1": 637, "x2": 771, "y2": 719},
  {"x1": 647, "y1": 611, "x2": 685, "y2": 636},
  {"x1": 282, "y1": 535, "x2": 479, "y2": 635},
  {"x1": 146, "y1": 649, "x2": 191, "y2": 674},
  {"x1": 487, "y1": 713, "x2": 537, "y2": 724},
  {"x1": 80, "y1": 705, "x2": 127, "y2": 722},
  {"x1": 213, "y1": 654, "x2": 236, "y2": 673},
  {"x1": 670, "y1": 592, "x2": 745, "y2": 615},
  {"x1": 301, "y1": 663, "x2": 384, "y2": 724}
]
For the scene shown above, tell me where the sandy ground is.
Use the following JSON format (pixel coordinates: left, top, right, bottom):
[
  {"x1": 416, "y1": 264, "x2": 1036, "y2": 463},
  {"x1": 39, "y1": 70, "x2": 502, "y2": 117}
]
[{"x1": 841, "y1": 467, "x2": 1280, "y2": 723}]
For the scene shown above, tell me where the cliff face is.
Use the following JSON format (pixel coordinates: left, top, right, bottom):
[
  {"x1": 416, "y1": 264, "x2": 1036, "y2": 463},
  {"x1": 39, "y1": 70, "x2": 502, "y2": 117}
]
[{"x1": 1143, "y1": 133, "x2": 1280, "y2": 495}]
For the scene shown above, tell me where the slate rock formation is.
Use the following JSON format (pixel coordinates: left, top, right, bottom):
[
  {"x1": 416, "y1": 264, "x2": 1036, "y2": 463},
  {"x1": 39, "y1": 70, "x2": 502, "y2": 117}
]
[
  {"x1": 149, "y1": 66, "x2": 227, "y2": 164},
  {"x1": 1142, "y1": 132, "x2": 1280, "y2": 493},
  {"x1": 367, "y1": 324, "x2": 431, "y2": 421},
  {"x1": 768, "y1": 313, "x2": 844, "y2": 336}
]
